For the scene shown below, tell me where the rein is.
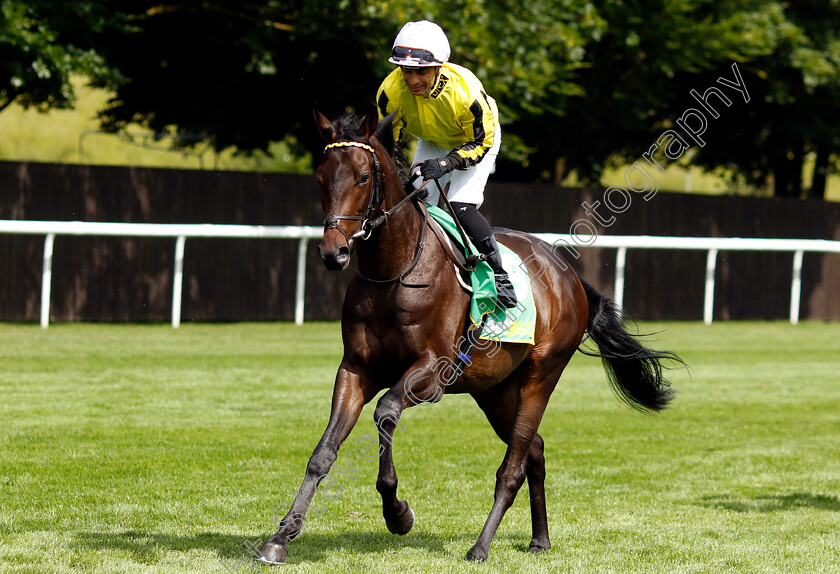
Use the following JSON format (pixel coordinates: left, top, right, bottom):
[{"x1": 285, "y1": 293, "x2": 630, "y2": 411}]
[{"x1": 322, "y1": 140, "x2": 432, "y2": 287}]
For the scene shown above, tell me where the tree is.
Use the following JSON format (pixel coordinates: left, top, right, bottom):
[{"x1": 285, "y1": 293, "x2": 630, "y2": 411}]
[
  {"x1": 492, "y1": 0, "x2": 790, "y2": 183},
  {"x1": 0, "y1": 1, "x2": 116, "y2": 113},
  {"x1": 690, "y1": 1, "x2": 840, "y2": 199},
  {"x1": 85, "y1": 0, "x2": 597, "y2": 167},
  {"x1": 85, "y1": 1, "x2": 397, "y2": 162},
  {"x1": 3, "y1": 0, "x2": 839, "y2": 199}
]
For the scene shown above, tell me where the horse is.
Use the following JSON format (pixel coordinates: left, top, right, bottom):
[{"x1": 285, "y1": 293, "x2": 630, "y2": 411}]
[{"x1": 257, "y1": 108, "x2": 681, "y2": 564}]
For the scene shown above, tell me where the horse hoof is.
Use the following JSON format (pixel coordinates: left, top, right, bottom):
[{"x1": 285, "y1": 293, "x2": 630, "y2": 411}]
[
  {"x1": 255, "y1": 541, "x2": 287, "y2": 565},
  {"x1": 385, "y1": 503, "x2": 415, "y2": 535},
  {"x1": 528, "y1": 541, "x2": 550, "y2": 554},
  {"x1": 465, "y1": 545, "x2": 488, "y2": 562}
]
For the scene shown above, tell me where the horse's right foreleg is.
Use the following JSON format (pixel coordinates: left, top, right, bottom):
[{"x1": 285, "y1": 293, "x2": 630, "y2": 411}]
[
  {"x1": 257, "y1": 366, "x2": 374, "y2": 565},
  {"x1": 375, "y1": 357, "x2": 448, "y2": 537}
]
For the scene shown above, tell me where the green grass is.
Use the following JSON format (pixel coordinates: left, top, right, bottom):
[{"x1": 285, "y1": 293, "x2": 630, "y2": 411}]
[{"x1": 1, "y1": 321, "x2": 839, "y2": 573}]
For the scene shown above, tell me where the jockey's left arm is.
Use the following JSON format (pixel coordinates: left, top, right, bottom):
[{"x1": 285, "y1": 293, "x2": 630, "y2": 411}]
[
  {"x1": 448, "y1": 91, "x2": 497, "y2": 170},
  {"x1": 418, "y1": 91, "x2": 498, "y2": 181}
]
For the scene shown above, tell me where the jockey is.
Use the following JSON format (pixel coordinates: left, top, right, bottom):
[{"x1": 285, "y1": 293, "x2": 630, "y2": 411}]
[{"x1": 376, "y1": 20, "x2": 518, "y2": 309}]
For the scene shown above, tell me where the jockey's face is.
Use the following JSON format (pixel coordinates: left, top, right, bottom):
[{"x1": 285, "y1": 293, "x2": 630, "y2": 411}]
[{"x1": 401, "y1": 66, "x2": 439, "y2": 96}]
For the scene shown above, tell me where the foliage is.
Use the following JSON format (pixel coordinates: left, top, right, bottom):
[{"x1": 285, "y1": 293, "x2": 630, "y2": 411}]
[
  {"x1": 498, "y1": 0, "x2": 789, "y2": 182},
  {"x1": 2, "y1": 1, "x2": 840, "y2": 197},
  {"x1": 83, "y1": 1, "x2": 396, "y2": 162},
  {"x1": 690, "y1": 1, "x2": 840, "y2": 198},
  {"x1": 0, "y1": 1, "x2": 116, "y2": 112}
]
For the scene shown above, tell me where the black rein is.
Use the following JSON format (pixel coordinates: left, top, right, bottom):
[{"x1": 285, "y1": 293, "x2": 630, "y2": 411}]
[{"x1": 322, "y1": 141, "x2": 431, "y2": 288}]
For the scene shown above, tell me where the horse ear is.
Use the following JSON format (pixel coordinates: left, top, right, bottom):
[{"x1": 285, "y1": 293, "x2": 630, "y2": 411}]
[
  {"x1": 361, "y1": 106, "x2": 379, "y2": 139},
  {"x1": 313, "y1": 107, "x2": 335, "y2": 142}
]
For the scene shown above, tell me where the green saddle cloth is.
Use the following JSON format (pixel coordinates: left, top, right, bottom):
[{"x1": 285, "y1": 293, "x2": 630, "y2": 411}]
[{"x1": 426, "y1": 205, "x2": 536, "y2": 344}]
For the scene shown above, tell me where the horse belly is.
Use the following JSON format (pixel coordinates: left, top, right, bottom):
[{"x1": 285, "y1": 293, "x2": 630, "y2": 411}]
[{"x1": 444, "y1": 342, "x2": 532, "y2": 394}]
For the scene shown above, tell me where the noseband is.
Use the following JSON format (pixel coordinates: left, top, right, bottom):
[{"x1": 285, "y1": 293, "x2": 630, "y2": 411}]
[
  {"x1": 322, "y1": 141, "x2": 385, "y2": 243},
  {"x1": 320, "y1": 140, "x2": 432, "y2": 287}
]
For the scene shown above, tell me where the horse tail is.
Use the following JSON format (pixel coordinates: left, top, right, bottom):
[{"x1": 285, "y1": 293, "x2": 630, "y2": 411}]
[{"x1": 579, "y1": 278, "x2": 681, "y2": 413}]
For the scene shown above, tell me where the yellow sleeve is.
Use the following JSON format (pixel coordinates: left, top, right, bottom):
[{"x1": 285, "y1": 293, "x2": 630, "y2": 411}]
[
  {"x1": 452, "y1": 91, "x2": 497, "y2": 167},
  {"x1": 376, "y1": 73, "x2": 406, "y2": 145}
]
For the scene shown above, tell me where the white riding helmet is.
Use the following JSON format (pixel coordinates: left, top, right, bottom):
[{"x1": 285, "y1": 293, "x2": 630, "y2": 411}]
[{"x1": 388, "y1": 21, "x2": 451, "y2": 68}]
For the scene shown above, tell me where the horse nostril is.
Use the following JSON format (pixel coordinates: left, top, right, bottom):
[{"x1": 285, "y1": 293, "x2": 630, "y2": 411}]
[{"x1": 336, "y1": 246, "x2": 350, "y2": 262}]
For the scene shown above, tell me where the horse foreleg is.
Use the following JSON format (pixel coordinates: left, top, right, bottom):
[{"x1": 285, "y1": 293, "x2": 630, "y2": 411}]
[
  {"x1": 257, "y1": 366, "x2": 374, "y2": 565},
  {"x1": 374, "y1": 360, "x2": 443, "y2": 536},
  {"x1": 373, "y1": 389, "x2": 414, "y2": 535}
]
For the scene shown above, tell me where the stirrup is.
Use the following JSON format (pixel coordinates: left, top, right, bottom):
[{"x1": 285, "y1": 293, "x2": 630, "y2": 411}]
[
  {"x1": 466, "y1": 253, "x2": 487, "y2": 268},
  {"x1": 494, "y1": 273, "x2": 518, "y2": 309}
]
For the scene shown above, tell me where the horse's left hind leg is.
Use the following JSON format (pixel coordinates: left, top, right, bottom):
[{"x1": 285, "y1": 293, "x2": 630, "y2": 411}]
[
  {"x1": 467, "y1": 358, "x2": 569, "y2": 562},
  {"x1": 473, "y1": 385, "x2": 551, "y2": 554},
  {"x1": 524, "y1": 433, "x2": 550, "y2": 553}
]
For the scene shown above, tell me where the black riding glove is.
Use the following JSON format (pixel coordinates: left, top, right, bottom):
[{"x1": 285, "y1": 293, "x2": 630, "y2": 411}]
[
  {"x1": 420, "y1": 150, "x2": 467, "y2": 180},
  {"x1": 419, "y1": 157, "x2": 454, "y2": 180}
]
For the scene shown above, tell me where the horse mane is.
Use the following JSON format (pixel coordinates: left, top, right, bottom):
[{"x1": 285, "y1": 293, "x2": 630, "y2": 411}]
[{"x1": 331, "y1": 111, "x2": 409, "y2": 182}]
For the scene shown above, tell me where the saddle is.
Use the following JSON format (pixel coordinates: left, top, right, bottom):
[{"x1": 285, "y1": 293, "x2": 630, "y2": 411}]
[
  {"x1": 422, "y1": 202, "x2": 537, "y2": 344},
  {"x1": 423, "y1": 204, "x2": 474, "y2": 293}
]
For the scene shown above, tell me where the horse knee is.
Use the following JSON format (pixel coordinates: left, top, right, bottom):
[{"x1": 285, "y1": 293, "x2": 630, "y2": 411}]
[
  {"x1": 495, "y1": 466, "x2": 526, "y2": 500},
  {"x1": 374, "y1": 395, "x2": 404, "y2": 435},
  {"x1": 305, "y1": 449, "x2": 336, "y2": 479}
]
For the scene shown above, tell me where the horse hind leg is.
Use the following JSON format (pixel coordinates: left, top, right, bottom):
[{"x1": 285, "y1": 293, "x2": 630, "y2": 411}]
[
  {"x1": 495, "y1": 430, "x2": 551, "y2": 554},
  {"x1": 524, "y1": 433, "x2": 550, "y2": 553},
  {"x1": 465, "y1": 415, "x2": 537, "y2": 561},
  {"x1": 469, "y1": 375, "x2": 561, "y2": 561}
]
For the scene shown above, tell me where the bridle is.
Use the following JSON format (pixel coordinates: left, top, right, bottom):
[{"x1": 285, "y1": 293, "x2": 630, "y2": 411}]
[
  {"x1": 322, "y1": 141, "x2": 386, "y2": 244},
  {"x1": 320, "y1": 140, "x2": 431, "y2": 287}
]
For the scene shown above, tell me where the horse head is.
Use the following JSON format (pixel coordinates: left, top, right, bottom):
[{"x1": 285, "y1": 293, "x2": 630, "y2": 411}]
[{"x1": 313, "y1": 107, "x2": 394, "y2": 271}]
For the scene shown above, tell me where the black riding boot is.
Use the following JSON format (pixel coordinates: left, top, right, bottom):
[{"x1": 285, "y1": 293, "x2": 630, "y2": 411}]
[
  {"x1": 475, "y1": 236, "x2": 519, "y2": 309},
  {"x1": 450, "y1": 201, "x2": 519, "y2": 309}
]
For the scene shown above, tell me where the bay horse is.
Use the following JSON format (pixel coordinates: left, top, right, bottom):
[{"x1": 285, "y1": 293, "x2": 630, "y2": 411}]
[{"x1": 257, "y1": 108, "x2": 680, "y2": 564}]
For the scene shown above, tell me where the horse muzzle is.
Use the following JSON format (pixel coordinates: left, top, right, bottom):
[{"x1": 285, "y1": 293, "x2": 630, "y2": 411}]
[{"x1": 319, "y1": 229, "x2": 354, "y2": 271}]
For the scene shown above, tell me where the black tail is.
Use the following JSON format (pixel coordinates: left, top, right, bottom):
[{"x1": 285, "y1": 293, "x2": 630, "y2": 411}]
[{"x1": 579, "y1": 279, "x2": 682, "y2": 413}]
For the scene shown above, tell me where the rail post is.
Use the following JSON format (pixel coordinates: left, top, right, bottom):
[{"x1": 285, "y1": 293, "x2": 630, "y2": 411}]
[
  {"x1": 40, "y1": 233, "x2": 55, "y2": 329},
  {"x1": 294, "y1": 238, "x2": 309, "y2": 326},
  {"x1": 789, "y1": 250, "x2": 804, "y2": 325},
  {"x1": 172, "y1": 236, "x2": 187, "y2": 328},
  {"x1": 703, "y1": 248, "x2": 718, "y2": 325}
]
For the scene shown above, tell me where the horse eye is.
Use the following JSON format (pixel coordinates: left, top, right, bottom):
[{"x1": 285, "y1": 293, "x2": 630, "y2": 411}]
[{"x1": 358, "y1": 173, "x2": 371, "y2": 185}]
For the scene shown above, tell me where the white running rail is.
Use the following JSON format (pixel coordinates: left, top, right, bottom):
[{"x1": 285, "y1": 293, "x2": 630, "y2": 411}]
[
  {"x1": 537, "y1": 233, "x2": 840, "y2": 325},
  {"x1": 2, "y1": 219, "x2": 839, "y2": 327},
  {"x1": 0, "y1": 220, "x2": 322, "y2": 328}
]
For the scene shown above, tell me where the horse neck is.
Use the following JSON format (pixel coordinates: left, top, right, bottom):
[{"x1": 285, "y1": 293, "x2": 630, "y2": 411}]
[{"x1": 355, "y1": 150, "x2": 424, "y2": 280}]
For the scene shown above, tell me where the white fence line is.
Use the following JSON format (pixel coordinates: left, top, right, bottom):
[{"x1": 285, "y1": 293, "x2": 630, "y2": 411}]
[
  {"x1": 536, "y1": 233, "x2": 840, "y2": 324},
  {"x1": 1, "y1": 220, "x2": 322, "y2": 328},
  {"x1": 2, "y1": 219, "x2": 839, "y2": 327}
]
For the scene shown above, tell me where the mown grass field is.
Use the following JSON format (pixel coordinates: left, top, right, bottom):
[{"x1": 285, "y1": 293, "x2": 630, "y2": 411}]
[{"x1": 1, "y1": 321, "x2": 838, "y2": 573}]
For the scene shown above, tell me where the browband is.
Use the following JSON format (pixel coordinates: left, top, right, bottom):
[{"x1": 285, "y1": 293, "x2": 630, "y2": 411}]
[{"x1": 324, "y1": 141, "x2": 376, "y2": 153}]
